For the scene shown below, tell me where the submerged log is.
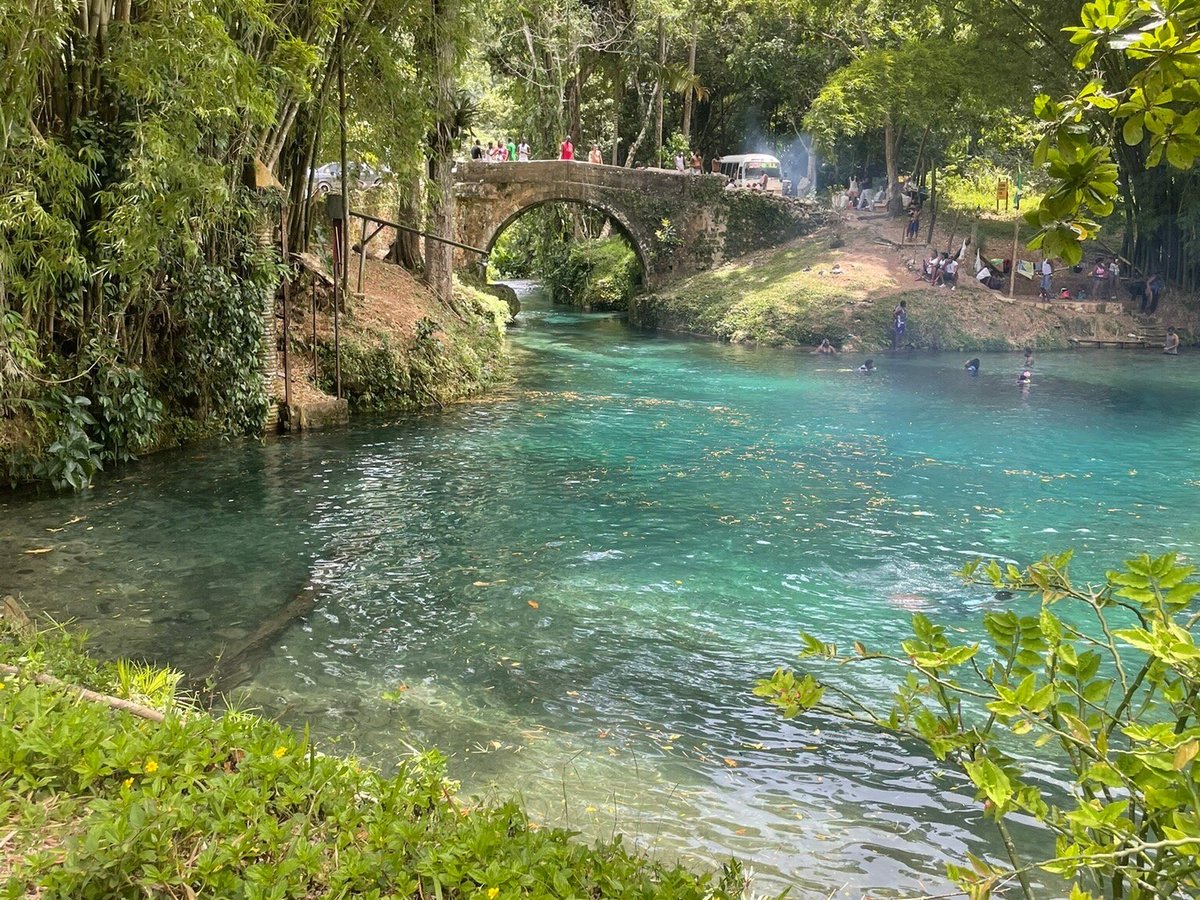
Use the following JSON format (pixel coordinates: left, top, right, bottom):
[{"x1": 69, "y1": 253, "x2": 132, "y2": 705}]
[{"x1": 203, "y1": 532, "x2": 385, "y2": 697}]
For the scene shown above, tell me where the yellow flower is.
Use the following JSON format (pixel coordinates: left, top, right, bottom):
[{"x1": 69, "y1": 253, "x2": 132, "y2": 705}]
[
  {"x1": 122, "y1": 777, "x2": 134, "y2": 790},
  {"x1": 0, "y1": 681, "x2": 6, "y2": 690},
  {"x1": 486, "y1": 889, "x2": 499, "y2": 899},
  {"x1": 144, "y1": 759, "x2": 158, "y2": 774},
  {"x1": 273, "y1": 746, "x2": 287, "y2": 759}
]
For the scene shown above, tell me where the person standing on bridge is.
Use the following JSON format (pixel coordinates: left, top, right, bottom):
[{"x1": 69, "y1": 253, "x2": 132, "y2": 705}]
[
  {"x1": 560, "y1": 137, "x2": 574, "y2": 160},
  {"x1": 470, "y1": 139, "x2": 483, "y2": 161},
  {"x1": 588, "y1": 143, "x2": 603, "y2": 164},
  {"x1": 518, "y1": 138, "x2": 530, "y2": 161},
  {"x1": 506, "y1": 137, "x2": 517, "y2": 163}
]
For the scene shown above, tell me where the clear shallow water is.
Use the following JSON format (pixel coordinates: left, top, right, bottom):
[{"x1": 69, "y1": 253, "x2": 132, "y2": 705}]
[{"x1": 3, "y1": 284, "x2": 1200, "y2": 895}]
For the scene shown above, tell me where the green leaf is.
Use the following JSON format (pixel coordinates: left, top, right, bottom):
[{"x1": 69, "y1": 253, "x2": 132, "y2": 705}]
[{"x1": 964, "y1": 757, "x2": 1013, "y2": 808}]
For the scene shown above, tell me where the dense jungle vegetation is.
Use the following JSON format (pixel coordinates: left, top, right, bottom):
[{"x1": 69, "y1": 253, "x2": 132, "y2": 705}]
[{"x1": 1, "y1": 0, "x2": 1198, "y2": 486}]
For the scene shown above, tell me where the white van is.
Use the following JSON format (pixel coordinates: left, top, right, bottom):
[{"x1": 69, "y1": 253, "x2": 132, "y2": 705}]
[{"x1": 716, "y1": 154, "x2": 788, "y2": 195}]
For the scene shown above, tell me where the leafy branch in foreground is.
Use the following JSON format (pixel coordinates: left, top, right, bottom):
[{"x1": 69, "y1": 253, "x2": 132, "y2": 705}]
[
  {"x1": 1027, "y1": 0, "x2": 1200, "y2": 264},
  {"x1": 755, "y1": 551, "x2": 1200, "y2": 900}
]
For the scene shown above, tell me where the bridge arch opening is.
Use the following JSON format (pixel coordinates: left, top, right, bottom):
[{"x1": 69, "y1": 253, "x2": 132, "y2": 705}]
[{"x1": 485, "y1": 200, "x2": 647, "y2": 309}]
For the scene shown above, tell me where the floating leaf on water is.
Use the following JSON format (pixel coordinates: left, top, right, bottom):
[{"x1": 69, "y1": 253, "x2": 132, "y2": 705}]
[
  {"x1": 723, "y1": 758, "x2": 739, "y2": 768},
  {"x1": 527, "y1": 600, "x2": 539, "y2": 609},
  {"x1": 24, "y1": 548, "x2": 53, "y2": 555},
  {"x1": 566, "y1": 690, "x2": 580, "y2": 697}
]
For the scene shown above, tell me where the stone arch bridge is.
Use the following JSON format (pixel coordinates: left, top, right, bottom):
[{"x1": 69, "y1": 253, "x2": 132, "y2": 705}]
[{"x1": 452, "y1": 160, "x2": 815, "y2": 290}]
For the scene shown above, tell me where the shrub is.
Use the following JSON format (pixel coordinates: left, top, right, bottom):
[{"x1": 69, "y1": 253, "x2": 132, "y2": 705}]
[
  {"x1": 757, "y1": 551, "x2": 1200, "y2": 900},
  {"x1": 546, "y1": 236, "x2": 641, "y2": 310},
  {"x1": 0, "y1": 623, "x2": 747, "y2": 899}
]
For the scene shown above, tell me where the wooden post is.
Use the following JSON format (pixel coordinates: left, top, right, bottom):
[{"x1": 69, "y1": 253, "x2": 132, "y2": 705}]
[
  {"x1": 356, "y1": 215, "x2": 367, "y2": 296},
  {"x1": 1008, "y1": 217, "x2": 1020, "y2": 298},
  {"x1": 337, "y1": 27, "x2": 350, "y2": 301},
  {"x1": 280, "y1": 207, "x2": 292, "y2": 408},
  {"x1": 333, "y1": 249, "x2": 342, "y2": 400},
  {"x1": 311, "y1": 281, "x2": 319, "y2": 383}
]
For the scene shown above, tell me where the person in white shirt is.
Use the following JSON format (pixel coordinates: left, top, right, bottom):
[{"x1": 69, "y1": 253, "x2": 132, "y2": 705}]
[
  {"x1": 1107, "y1": 259, "x2": 1119, "y2": 298},
  {"x1": 943, "y1": 257, "x2": 959, "y2": 289},
  {"x1": 517, "y1": 139, "x2": 530, "y2": 162},
  {"x1": 1040, "y1": 258, "x2": 1053, "y2": 299}
]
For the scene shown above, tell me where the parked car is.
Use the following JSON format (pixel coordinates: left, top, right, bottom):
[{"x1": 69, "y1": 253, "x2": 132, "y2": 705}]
[{"x1": 309, "y1": 162, "x2": 389, "y2": 194}]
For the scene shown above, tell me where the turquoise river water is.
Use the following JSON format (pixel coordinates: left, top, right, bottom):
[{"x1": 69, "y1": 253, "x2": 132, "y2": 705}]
[{"x1": 3, "y1": 283, "x2": 1199, "y2": 896}]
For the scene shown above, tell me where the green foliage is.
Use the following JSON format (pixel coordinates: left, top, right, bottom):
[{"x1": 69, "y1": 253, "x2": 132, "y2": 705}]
[
  {"x1": 169, "y1": 239, "x2": 275, "y2": 436},
  {"x1": 324, "y1": 281, "x2": 509, "y2": 410},
  {"x1": 93, "y1": 365, "x2": 163, "y2": 464},
  {"x1": 721, "y1": 192, "x2": 814, "y2": 258},
  {"x1": 31, "y1": 393, "x2": 104, "y2": 492},
  {"x1": 488, "y1": 213, "x2": 541, "y2": 279},
  {"x1": 757, "y1": 551, "x2": 1200, "y2": 899},
  {"x1": 0, "y1": 622, "x2": 747, "y2": 899},
  {"x1": 545, "y1": 237, "x2": 641, "y2": 310},
  {"x1": 1027, "y1": 0, "x2": 1200, "y2": 264}
]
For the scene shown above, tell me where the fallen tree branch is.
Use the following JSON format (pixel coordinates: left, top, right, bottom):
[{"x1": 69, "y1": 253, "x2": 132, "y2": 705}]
[{"x1": 0, "y1": 663, "x2": 167, "y2": 723}]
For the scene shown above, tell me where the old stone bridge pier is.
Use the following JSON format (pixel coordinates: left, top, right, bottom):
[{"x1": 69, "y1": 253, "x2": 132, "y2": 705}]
[{"x1": 452, "y1": 160, "x2": 815, "y2": 289}]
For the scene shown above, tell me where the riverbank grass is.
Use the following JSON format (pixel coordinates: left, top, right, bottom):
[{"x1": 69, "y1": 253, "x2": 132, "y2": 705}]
[{"x1": 0, "y1": 621, "x2": 744, "y2": 899}]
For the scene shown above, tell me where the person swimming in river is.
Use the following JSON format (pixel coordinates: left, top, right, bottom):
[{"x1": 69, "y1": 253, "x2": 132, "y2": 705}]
[
  {"x1": 965, "y1": 358, "x2": 980, "y2": 375},
  {"x1": 858, "y1": 359, "x2": 876, "y2": 374},
  {"x1": 814, "y1": 338, "x2": 838, "y2": 354},
  {"x1": 1017, "y1": 369, "x2": 1031, "y2": 384}
]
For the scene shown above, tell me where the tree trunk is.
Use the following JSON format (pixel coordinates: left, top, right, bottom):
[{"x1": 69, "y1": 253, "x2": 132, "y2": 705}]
[
  {"x1": 393, "y1": 177, "x2": 424, "y2": 272},
  {"x1": 926, "y1": 164, "x2": 938, "y2": 244},
  {"x1": 424, "y1": 0, "x2": 459, "y2": 304},
  {"x1": 680, "y1": 19, "x2": 697, "y2": 144},
  {"x1": 624, "y1": 80, "x2": 655, "y2": 167},
  {"x1": 610, "y1": 66, "x2": 621, "y2": 165},
  {"x1": 884, "y1": 117, "x2": 903, "y2": 215},
  {"x1": 654, "y1": 17, "x2": 665, "y2": 165}
]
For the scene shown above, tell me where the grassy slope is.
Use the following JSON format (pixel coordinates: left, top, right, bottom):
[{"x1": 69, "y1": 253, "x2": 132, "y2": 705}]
[
  {"x1": 282, "y1": 260, "x2": 512, "y2": 411},
  {"x1": 636, "y1": 216, "x2": 1177, "y2": 353}
]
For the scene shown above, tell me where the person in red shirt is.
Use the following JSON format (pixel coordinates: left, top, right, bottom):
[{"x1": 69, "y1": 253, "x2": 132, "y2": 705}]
[{"x1": 560, "y1": 137, "x2": 574, "y2": 160}]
